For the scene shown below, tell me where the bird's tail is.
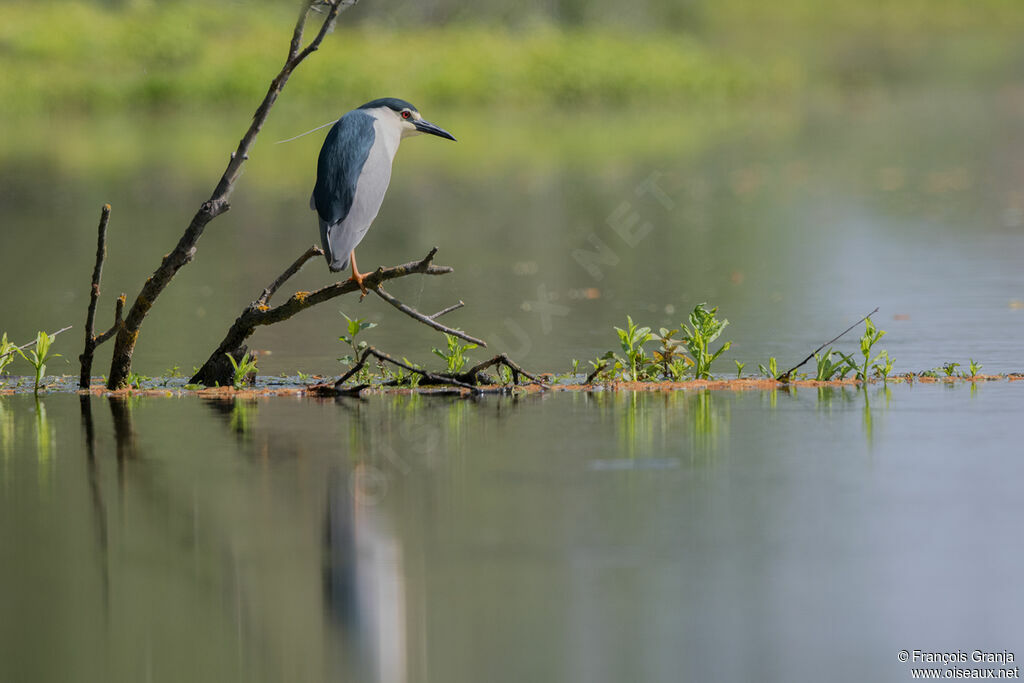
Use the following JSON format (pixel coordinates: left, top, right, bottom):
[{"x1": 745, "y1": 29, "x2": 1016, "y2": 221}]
[{"x1": 319, "y1": 218, "x2": 350, "y2": 272}]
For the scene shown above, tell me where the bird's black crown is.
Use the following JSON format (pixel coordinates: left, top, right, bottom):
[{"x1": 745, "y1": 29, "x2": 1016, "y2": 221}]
[{"x1": 358, "y1": 98, "x2": 418, "y2": 113}]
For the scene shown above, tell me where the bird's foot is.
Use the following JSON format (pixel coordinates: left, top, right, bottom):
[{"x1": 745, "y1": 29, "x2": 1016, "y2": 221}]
[
  {"x1": 348, "y1": 250, "x2": 369, "y2": 299},
  {"x1": 348, "y1": 272, "x2": 369, "y2": 299}
]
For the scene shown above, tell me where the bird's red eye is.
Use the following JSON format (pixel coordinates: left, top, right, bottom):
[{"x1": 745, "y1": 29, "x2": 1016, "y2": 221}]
[{"x1": 401, "y1": 110, "x2": 411, "y2": 119}]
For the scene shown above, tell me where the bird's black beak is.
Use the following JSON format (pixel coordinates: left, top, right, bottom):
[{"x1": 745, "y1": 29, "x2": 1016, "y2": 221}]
[{"x1": 413, "y1": 119, "x2": 456, "y2": 141}]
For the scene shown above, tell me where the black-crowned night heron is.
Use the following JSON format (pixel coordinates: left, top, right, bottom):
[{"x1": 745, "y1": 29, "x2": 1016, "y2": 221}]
[{"x1": 311, "y1": 97, "x2": 456, "y2": 292}]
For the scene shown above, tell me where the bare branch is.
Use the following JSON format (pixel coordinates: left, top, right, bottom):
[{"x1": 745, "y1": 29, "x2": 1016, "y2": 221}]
[
  {"x1": 259, "y1": 245, "x2": 323, "y2": 306},
  {"x1": 190, "y1": 248, "x2": 458, "y2": 386},
  {"x1": 79, "y1": 204, "x2": 111, "y2": 388},
  {"x1": 373, "y1": 287, "x2": 486, "y2": 347},
  {"x1": 777, "y1": 307, "x2": 880, "y2": 381},
  {"x1": 452, "y1": 353, "x2": 549, "y2": 388},
  {"x1": 287, "y1": 1, "x2": 314, "y2": 61},
  {"x1": 428, "y1": 301, "x2": 465, "y2": 320},
  {"x1": 585, "y1": 362, "x2": 608, "y2": 384},
  {"x1": 94, "y1": 295, "x2": 126, "y2": 345}
]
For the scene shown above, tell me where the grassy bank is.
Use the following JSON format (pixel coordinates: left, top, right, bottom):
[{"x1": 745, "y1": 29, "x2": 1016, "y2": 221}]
[
  {"x1": 3, "y1": 0, "x2": 1023, "y2": 118},
  {"x1": 0, "y1": 3, "x2": 791, "y2": 117}
]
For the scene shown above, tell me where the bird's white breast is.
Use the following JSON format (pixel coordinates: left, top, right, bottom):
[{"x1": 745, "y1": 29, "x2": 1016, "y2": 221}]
[{"x1": 338, "y1": 113, "x2": 403, "y2": 244}]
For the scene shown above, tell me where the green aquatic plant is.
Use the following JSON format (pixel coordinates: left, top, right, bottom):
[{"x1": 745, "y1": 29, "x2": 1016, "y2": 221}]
[
  {"x1": 17, "y1": 331, "x2": 60, "y2": 394},
  {"x1": 965, "y1": 359, "x2": 983, "y2": 378},
  {"x1": 679, "y1": 303, "x2": 730, "y2": 380},
  {"x1": 652, "y1": 328, "x2": 692, "y2": 381},
  {"x1": 759, "y1": 356, "x2": 779, "y2": 379},
  {"x1": 614, "y1": 316, "x2": 653, "y2": 381},
  {"x1": 338, "y1": 312, "x2": 378, "y2": 383},
  {"x1": 432, "y1": 333, "x2": 477, "y2": 374},
  {"x1": 814, "y1": 349, "x2": 855, "y2": 381},
  {"x1": 400, "y1": 358, "x2": 423, "y2": 387},
  {"x1": 338, "y1": 312, "x2": 377, "y2": 366},
  {"x1": 0, "y1": 333, "x2": 18, "y2": 380},
  {"x1": 856, "y1": 317, "x2": 887, "y2": 381},
  {"x1": 872, "y1": 350, "x2": 895, "y2": 381},
  {"x1": 497, "y1": 364, "x2": 514, "y2": 385},
  {"x1": 941, "y1": 362, "x2": 961, "y2": 377},
  {"x1": 225, "y1": 351, "x2": 258, "y2": 389},
  {"x1": 734, "y1": 360, "x2": 746, "y2": 378}
]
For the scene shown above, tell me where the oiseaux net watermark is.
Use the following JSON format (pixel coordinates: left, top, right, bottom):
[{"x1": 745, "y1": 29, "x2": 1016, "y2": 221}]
[{"x1": 898, "y1": 650, "x2": 1019, "y2": 679}]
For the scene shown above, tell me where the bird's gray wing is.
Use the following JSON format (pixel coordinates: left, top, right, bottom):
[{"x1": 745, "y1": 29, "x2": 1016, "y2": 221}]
[{"x1": 312, "y1": 110, "x2": 376, "y2": 270}]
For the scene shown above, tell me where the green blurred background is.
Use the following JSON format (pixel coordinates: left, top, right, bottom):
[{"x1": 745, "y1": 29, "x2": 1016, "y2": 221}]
[{"x1": 2, "y1": 0, "x2": 1024, "y2": 376}]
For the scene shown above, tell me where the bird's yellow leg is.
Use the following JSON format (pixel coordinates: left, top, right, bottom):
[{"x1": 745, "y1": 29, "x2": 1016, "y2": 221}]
[{"x1": 348, "y1": 249, "x2": 369, "y2": 297}]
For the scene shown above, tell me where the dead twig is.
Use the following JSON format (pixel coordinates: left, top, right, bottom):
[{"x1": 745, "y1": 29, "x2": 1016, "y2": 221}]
[
  {"x1": 373, "y1": 286, "x2": 486, "y2": 348},
  {"x1": 78, "y1": 204, "x2": 111, "y2": 388},
  {"x1": 777, "y1": 307, "x2": 880, "y2": 381},
  {"x1": 585, "y1": 362, "x2": 608, "y2": 384},
  {"x1": 259, "y1": 245, "x2": 323, "y2": 306},
  {"x1": 77, "y1": 205, "x2": 127, "y2": 387},
  {"x1": 309, "y1": 345, "x2": 481, "y2": 396},
  {"x1": 428, "y1": 301, "x2": 465, "y2": 320},
  {"x1": 106, "y1": 0, "x2": 354, "y2": 389},
  {"x1": 94, "y1": 295, "x2": 126, "y2": 346},
  {"x1": 191, "y1": 247, "x2": 462, "y2": 386},
  {"x1": 450, "y1": 353, "x2": 549, "y2": 388}
]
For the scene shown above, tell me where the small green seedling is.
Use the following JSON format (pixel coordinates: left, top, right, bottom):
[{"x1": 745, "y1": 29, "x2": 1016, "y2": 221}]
[
  {"x1": 734, "y1": 360, "x2": 746, "y2": 378},
  {"x1": 296, "y1": 370, "x2": 311, "y2": 382},
  {"x1": 126, "y1": 372, "x2": 147, "y2": 390},
  {"x1": 856, "y1": 317, "x2": 886, "y2": 380},
  {"x1": 17, "y1": 330, "x2": 60, "y2": 394},
  {"x1": 872, "y1": 350, "x2": 895, "y2": 381},
  {"x1": 966, "y1": 359, "x2": 982, "y2": 378},
  {"x1": 432, "y1": 333, "x2": 477, "y2": 374},
  {"x1": 758, "y1": 356, "x2": 779, "y2": 378},
  {"x1": 941, "y1": 362, "x2": 961, "y2": 377},
  {"x1": 0, "y1": 333, "x2": 17, "y2": 375},
  {"x1": 338, "y1": 312, "x2": 377, "y2": 367},
  {"x1": 225, "y1": 351, "x2": 258, "y2": 389},
  {"x1": 614, "y1": 316, "x2": 653, "y2": 381},
  {"x1": 679, "y1": 303, "x2": 730, "y2": 379},
  {"x1": 401, "y1": 358, "x2": 423, "y2": 386}
]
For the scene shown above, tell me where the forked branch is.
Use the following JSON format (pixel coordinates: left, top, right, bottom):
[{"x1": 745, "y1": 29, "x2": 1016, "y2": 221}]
[
  {"x1": 373, "y1": 287, "x2": 485, "y2": 347},
  {"x1": 78, "y1": 204, "x2": 126, "y2": 388}
]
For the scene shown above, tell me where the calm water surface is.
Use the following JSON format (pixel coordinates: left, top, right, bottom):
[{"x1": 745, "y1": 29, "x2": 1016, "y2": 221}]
[{"x1": 1, "y1": 384, "x2": 1023, "y2": 682}]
